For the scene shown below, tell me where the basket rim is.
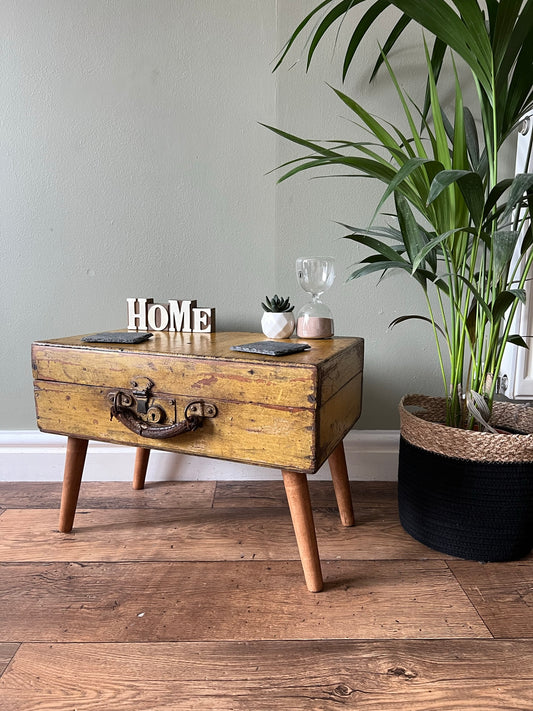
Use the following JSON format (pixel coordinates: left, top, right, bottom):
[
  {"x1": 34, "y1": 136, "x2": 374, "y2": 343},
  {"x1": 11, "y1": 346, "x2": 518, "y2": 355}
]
[{"x1": 399, "y1": 394, "x2": 533, "y2": 463}]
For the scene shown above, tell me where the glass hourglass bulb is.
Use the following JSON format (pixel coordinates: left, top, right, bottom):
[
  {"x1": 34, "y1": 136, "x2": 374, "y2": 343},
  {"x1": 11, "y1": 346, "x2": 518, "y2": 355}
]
[{"x1": 295, "y1": 257, "x2": 335, "y2": 338}]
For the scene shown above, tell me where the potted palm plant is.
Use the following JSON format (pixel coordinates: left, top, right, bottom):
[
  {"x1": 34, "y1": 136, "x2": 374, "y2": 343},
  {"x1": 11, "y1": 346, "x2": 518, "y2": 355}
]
[{"x1": 268, "y1": 0, "x2": 533, "y2": 560}]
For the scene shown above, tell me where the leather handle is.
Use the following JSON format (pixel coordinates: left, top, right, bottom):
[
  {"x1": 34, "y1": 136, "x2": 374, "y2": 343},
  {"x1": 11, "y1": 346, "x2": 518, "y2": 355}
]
[{"x1": 109, "y1": 391, "x2": 201, "y2": 440}]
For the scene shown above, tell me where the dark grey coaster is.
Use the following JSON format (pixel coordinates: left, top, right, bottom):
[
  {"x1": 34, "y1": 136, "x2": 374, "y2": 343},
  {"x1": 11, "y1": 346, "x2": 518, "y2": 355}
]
[
  {"x1": 230, "y1": 341, "x2": 311, "y2": 356},
  {"x1": 81, "y1": 331, "x2": 154, "y2": 344}
]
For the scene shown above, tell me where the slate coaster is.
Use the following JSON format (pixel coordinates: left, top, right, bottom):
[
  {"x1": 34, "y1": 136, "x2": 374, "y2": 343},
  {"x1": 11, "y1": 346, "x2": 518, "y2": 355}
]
[
  {"x1": 230, "y1": 341, "x2": 311, "y2": 356},
  {"x1": 81, "y1": 331, "x2": 154, "y2": 344}
]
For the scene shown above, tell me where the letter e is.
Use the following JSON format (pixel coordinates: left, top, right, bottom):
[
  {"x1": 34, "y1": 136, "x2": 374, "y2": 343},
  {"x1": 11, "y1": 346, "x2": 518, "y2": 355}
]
[{"x1": 193, "y1": 307, "x2": 215, "y2": 333}]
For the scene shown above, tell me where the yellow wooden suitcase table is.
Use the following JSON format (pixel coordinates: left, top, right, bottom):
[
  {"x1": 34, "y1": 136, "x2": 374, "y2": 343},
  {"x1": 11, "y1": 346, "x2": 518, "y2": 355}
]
[{"x1": 32, "y1": 331, "x2": 364, "y2": 592}]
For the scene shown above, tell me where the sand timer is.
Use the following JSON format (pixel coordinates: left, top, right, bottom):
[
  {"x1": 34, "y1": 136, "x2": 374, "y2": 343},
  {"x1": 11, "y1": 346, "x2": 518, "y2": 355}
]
[{"x1": 295, "y1": 257, "x2": 335, "y2": 338}]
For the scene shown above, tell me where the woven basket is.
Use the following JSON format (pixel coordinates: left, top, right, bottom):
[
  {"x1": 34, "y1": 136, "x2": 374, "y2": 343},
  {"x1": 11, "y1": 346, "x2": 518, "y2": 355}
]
[{"x1": 398, "y1": 394, "x2": 533, "y2": 561}]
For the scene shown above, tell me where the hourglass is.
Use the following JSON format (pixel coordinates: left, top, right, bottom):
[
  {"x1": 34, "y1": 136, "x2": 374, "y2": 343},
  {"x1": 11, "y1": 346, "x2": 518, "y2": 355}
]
[{"x1": 295, "y1": 256, "x2": 335, "y2": 338}]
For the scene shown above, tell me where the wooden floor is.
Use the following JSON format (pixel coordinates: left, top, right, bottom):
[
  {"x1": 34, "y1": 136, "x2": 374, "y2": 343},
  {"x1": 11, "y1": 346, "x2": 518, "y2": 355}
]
[{"x1": 0, "y1": 478, "x2": 532, "y2": 710}]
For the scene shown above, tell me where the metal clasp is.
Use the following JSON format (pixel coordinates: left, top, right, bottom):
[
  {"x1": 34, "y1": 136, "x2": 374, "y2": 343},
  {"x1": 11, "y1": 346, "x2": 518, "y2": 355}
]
[
  {"x1": 184, "y1": 401, "x2": 218, "y2": 419},
  {"x1": 130, "y1": 377, "x2": 154, "y2": 414}
]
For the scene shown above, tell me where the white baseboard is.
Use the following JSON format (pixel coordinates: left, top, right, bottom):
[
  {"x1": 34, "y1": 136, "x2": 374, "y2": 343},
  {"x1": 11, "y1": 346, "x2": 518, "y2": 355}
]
[{"x1": 0, "y1": 430, "x2": 399, "y2": 482}]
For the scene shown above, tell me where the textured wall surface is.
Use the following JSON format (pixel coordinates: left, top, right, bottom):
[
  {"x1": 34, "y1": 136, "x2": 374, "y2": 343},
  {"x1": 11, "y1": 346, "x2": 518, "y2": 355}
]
[
  {"x1": 2, "y1": 0, "x2": 449, "y2": 431},
  {"x1": 2, "y1": 0, "x2": 277, "y2": 428}
]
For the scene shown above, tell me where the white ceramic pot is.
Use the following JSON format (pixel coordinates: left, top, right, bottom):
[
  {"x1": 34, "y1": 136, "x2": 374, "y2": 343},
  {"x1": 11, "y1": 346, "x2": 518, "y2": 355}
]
[{"x1": 261, "y1": 311, "x2": 295, "y2": 339}]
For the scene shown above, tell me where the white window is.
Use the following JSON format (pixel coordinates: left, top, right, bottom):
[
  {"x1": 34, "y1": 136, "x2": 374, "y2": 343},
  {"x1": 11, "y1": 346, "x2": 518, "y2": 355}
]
[{"x1": 500, "y1": 114, "x2": 533, "y2": 399}]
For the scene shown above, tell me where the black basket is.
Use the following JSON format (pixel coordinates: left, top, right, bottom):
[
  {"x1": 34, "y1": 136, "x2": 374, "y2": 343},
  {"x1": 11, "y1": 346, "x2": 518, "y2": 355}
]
[{"x1": 398, "y1": 436, "x2": 533, "y2": 561}]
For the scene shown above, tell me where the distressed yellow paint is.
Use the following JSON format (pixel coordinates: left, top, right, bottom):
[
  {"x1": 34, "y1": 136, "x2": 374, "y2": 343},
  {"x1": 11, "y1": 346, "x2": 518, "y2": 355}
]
[{"x1": 32, "y1": 332, "x2": 363, "y2": 473}]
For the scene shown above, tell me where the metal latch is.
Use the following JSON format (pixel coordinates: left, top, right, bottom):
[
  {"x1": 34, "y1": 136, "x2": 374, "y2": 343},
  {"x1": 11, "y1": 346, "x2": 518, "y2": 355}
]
[
  {"x1": 130, "y1": 377, "x2": 154, "y2": 414},
  {"x1": 185, "y1": 401, "x2": 218, "y2": 419},
  {"x1": 108, "y1": 378, "x2": 218, "y2": 440}
]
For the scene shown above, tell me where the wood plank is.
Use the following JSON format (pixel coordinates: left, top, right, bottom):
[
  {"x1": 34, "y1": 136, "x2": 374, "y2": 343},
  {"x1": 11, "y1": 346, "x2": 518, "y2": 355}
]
[
  {"x1": 318, "y1": 371, "x2": 363, "y2": 461},
  {"x1": 0, "y1": 481, "x2": 216, "y2": 510},
  {"x1": 0, "y1": 506, "x2": 447, "y2": 562},
  {"x1": 3, "y1": 639, "x2": 530, "y2": 711},
  {"x1": 448, "y1": 560, "x2": 533, "y2": 638},
  {"x1": 214, "y1": 480, "x2": 291, "y2": 508},
  {"x1": 0, "y1": 644, "x2": 18, "y2": 677},
  {"x1": 0, "y1": 560, "x2": 489, "y2": 642},
  {"x1": 33, "y1": 331, "x2": 361, "y2": 371},
  {"x1": 318, "y1": 336, "x2": 364, "y2": 403},
  {"x1": 34, "y1": 381, "x2": 316, "y2": 471},
  {"x1": 213, "y1": 480, "x2": 398, "y2": 509},
  {"x1": 32, "y1": 339, "x2": 320, "y2": 408}
]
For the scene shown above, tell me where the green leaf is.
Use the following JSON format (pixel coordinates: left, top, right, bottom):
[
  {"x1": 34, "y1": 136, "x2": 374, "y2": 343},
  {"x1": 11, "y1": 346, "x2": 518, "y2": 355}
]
[
  {"x1": 456, "y1": 172, "x2": 485, "y2": 229},
  {"x1": 260, "y1": 123, "x2": 339, "y2": 159},
  {"x1": 369, "y1": 13, "x2": 411, "y2": 82},
  {"x1": 512, "y1": 288, "x2": 526, "y2": 304},
  {"x1": 497, "y1": 0, "x2": 533, "y2": 81},
  {"x1": 342, "y1": 233, "x2": 409, "y2": 264},
  {"x1": 342, "y1": 0, "x2": 390, "y2": 81},
  {"x1": 347, "y1": 259, "x2": 408, "y2": 280},
  {"x1": 427, "y1": 169, "x2": 484, "y2": 228},
  {"x1": 359, "y1": 253, "x2": 401, "y2": 265},
  {"x1": 308, "y1": 0, "x2": 363, "y2": 70},
  {"x1": 451, "y1": 0, "x2": 494, "y2": 63},
  {"x1": 371, "y1": 157, "x2": 443, "y2": 225},
  {"x1": 463, "y1": 106, "x2": 479, "y2": 168},
  {"x1": 492, "y1": 231, "x2": 521, "y2": 279},
  {"x1": 465, "y1": 299, "x2": 478, "y2": 348},
  {"x1": 492, "y1": 288, "x2": 526, "y2": 322},
  {"x1": 410, "y1": 232, "x2": 452, "y2": 273},
  {"x1": 389, "y1": 314, "x2": 446, "y2": 336},
  {"x1": 504, "y1": 42, "x2": 533, "y2": 141},
  {"x1": 422, "y1": 38, "x2": 452, "y2": 176},
  {"x1": 379, "y1": 50, "x2": 428, "y2": 160},
  {"x1": 521, "y1": 227, "x2": 533, "y2": 255},
  {"x1": 330, "y1": 86, "x2": 404, "y2": 156},
  {"x1": 505, "y1": 334, "x2": 529, "y2": 348},
  {"x1": 274, "y1": 158, "x2": 341, "y2": 183},
  {"x1": 421, "y1": 37, "x2": 447, "y2": 123},
  {"x1": 394, "y1": 191, "x2": 425, "y2": 268},
  {"x1": 337, "y1": 223, "x2": 405, "y2": 243},
  {"x1": 493, "y1": 0, "x2": 523, "y2": 69},
  {"x1": 273, "y1": 154, "x2": 408, "y2": 193},
  {"x1": 484, "y1": 178, "x2": 514, "y2": 219},
  {"x1": 454, "y1": 274, "x2": 493, "y2": 323},
  {"x1": 272, "y1": 0, "x2": 334, "y2": 72},
  {"x1": 501, "y1": 173, "x2": 533, "y2": 223},
  {"x1": 346, "y1": 259, "x2": 436, "y2": 286},
  {"x1": 391, "y1": 0, "x2": 493, "y2": 95}
]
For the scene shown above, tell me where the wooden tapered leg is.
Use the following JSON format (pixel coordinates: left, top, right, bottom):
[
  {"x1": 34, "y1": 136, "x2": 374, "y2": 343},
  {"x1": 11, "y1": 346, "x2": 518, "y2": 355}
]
[
  {"x1": 328, "y1": 439, "x2": 355, "y2": 527},
  {"x1": 281, "y1": 470, "x2": 323, "y2": 593},
  {"x1": 133, "y1": 447, "x2": 150, "y2": 490},
  {"x1": 58, "y1": 437, "x2": 88, "y2": 533}
]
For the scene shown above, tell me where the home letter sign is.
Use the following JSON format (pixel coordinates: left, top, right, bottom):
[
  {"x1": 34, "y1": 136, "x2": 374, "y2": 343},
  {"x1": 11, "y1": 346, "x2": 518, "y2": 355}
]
[{"x1": 127, "y1": 298, "x2": 216, "y2": 333}]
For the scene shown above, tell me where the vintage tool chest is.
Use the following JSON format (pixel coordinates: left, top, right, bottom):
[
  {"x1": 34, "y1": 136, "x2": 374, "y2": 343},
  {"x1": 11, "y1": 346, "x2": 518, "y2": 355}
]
[{"x1": 32, "y1": 331, "x2": 364, "y2": 474}]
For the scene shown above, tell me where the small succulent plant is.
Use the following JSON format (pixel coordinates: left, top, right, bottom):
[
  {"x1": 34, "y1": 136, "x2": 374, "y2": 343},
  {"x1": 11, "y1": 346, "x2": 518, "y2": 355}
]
[{"x1": 261, "y1": 295, "x2": 294, "y2": 313}]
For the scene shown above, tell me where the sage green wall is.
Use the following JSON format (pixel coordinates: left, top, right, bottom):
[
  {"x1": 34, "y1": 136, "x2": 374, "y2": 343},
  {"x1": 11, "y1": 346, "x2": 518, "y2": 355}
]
[
  {"x1": 1, "y1": 0, "x2": 278, "y2": 429},
  {"x1": 2, "y1": 0, "x2": 441, "y2": 432},
  {"x1": 274, "y1": 2, "x2": 442, "y2": 428}
]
